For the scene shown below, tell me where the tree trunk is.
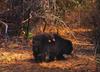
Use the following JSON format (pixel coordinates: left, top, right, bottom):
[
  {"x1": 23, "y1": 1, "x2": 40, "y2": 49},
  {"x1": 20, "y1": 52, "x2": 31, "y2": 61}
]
[{"x1": 95, "y1": 0, "x2": 100, "y2": 71}]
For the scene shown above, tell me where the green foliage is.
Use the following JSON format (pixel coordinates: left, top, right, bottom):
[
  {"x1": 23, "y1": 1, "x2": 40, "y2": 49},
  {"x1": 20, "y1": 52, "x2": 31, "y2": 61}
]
[
  {"x1": 27, "y1": 32, "x2": 33, "y2": 39},
  {"x1": 22, "y1": 22, "x2": 33, "y2": 39}
]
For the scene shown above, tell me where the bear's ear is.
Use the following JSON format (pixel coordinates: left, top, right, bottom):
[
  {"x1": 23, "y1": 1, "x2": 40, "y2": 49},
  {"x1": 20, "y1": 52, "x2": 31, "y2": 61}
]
[
  {"x1": 52, "y1": 38, "x2": 55, "y2": 42},
  {"x1": 48, "y1": 39, "x2": 52, "y2": 43}
]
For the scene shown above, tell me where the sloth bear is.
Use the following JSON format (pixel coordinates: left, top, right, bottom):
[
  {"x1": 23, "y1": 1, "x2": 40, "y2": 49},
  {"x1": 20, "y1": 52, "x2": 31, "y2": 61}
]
[{"x1": 32, "y1": 33, "x2": 73, "y2": 62}]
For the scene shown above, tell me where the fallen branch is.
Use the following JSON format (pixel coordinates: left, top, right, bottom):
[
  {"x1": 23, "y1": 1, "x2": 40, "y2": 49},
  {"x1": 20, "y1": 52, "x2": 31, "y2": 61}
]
[
  {"x1": 0, "y1": 20, "x2": 8, "y2": 34},
  {"x1": 22, "y1": 11, "x2": 32, "y2": 24}
]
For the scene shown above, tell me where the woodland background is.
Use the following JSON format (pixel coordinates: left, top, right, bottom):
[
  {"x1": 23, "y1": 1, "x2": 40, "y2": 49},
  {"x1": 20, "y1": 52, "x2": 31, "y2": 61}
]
[{"x1": 0, "y1": 0, "x2": 100, "y2": 72}]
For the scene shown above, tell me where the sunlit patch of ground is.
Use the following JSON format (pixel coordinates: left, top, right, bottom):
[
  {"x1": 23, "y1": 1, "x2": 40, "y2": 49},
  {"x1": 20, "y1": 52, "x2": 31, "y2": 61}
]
[
  {"x1": 0, "y1": 52, "x2": 96, "y2": 72},
  {"x1": 0, "y1": 51, "x2": 32, "y2": 63},
  {"x1": 0, "y1": 43, "x2": 96, "y2": 72}
]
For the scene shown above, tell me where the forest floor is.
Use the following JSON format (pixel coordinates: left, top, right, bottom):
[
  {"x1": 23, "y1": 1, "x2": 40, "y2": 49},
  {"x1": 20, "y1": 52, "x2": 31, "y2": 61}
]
[{"x1": 0, "y1": 27, "x2": 97, "y2": 72}]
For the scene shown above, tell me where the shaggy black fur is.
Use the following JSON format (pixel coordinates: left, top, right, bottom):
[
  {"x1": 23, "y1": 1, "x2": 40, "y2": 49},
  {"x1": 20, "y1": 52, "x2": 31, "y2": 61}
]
[
  {"x1": 32, "y1": 33, "x2": 73, "y2": 62},
  {"x1": 46, "y1": 33, "x2": 73, "y2": 61}
]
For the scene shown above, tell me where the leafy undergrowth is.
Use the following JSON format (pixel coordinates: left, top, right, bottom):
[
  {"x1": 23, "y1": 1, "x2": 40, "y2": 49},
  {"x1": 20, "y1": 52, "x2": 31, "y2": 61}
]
[{"x1": 0, "y1": 27, "x2": 96, "y2": 72}]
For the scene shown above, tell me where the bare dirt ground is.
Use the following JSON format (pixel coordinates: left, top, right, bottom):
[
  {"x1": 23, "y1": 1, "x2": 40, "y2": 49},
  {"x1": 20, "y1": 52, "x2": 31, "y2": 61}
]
[{"x1": 0, "y1": 28, "x2": 96, "y2": 72}]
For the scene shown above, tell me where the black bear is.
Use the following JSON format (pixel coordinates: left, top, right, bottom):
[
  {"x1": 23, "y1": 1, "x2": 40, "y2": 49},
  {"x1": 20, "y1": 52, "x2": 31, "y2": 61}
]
[
  {"x1": 32, "y1": 33, "x2": 53, "y2": 62},
  {"x1": 32, "y1": 33, "x2": 73, "y2": 62},
  {"x1": 46, "y1": 33, "x2": 73, "y2": 62}
]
